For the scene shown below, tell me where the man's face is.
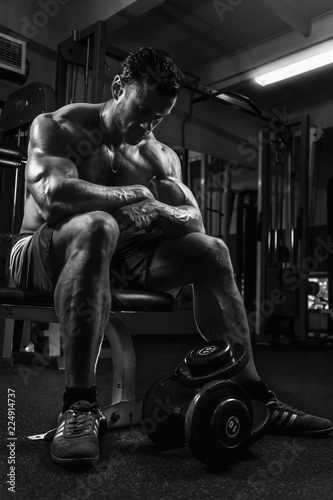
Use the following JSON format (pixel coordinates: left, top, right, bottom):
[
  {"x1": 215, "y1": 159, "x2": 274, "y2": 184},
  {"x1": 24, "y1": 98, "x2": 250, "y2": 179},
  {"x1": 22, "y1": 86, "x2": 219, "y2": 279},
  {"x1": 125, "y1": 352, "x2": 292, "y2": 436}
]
[{"x1": 113, "y1": 79, "x2": 177, "y2": 145}]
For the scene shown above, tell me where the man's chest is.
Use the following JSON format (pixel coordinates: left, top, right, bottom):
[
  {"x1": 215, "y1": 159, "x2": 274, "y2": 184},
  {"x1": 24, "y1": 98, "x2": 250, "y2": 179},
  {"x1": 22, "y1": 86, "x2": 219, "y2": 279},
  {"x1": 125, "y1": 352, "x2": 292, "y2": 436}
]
[{"x1": 75, "y1": 143, "x2": 155, "y2": 187}]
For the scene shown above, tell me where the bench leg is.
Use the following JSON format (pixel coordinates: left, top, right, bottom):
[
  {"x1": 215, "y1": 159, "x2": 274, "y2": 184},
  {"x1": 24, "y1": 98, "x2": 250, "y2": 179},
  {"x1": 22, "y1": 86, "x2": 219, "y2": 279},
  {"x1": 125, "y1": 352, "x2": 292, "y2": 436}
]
[
  {"x1": 19, "y1": 320, "x2": 63, "y2": 368},
  {"x1": 0, "y1": 317, "x2": 14, "y2": 367},
  {"x1": 102, "y1": 314, "x2": 142, "y2": 429},
  {"x1": 20, "y1": 320, "x2": 33, "y2": 352}
]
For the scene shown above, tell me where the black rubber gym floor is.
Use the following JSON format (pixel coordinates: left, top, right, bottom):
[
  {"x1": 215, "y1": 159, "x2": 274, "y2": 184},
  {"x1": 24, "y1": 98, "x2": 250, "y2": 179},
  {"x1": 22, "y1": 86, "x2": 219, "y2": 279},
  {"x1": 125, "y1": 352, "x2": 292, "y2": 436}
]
[{"x1": 1, "y1": 335, "x2": 333, "y2": 500}]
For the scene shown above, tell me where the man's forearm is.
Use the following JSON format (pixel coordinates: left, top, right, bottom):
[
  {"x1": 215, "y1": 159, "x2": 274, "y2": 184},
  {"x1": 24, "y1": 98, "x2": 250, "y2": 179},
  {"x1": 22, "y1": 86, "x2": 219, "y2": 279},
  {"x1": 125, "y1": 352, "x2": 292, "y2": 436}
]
[
  {"x1": 38, "y1": 177, "x2": 153, "y2": 224},
  {"x1": 156, "y1": 203, "x2": 205, "y2": 236}
]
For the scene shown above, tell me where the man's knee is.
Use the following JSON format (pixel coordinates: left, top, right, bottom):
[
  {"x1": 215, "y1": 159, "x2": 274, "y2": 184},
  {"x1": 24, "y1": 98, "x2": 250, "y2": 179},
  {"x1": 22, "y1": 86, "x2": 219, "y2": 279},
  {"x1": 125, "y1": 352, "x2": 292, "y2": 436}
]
[
  {"x1": 200, "y1": 235, "x2": 232, "y2": 272},
  {"x1": 72, "y1": 211, "x2": 119, "y2": 251}
]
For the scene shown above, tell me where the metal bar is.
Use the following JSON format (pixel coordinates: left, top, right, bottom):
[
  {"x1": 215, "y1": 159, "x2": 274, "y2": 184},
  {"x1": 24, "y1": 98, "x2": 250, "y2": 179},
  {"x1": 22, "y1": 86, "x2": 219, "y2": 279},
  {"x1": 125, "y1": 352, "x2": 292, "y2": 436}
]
[
  {"x1": 244, "y1": 198, "x2": 258, "y2": 311},
  {"x1": 0, "y1": 145, "x2": 22, "y2": 159},
  {"x1": 327, "y1": 178, "x2": 333, "y2": 309},
  {"x1": 56, "y1": 52, "x2": 69, "y2": 108},
  {"x1": 273, "y1": 156, "x2": 279, "y2": 266},
  {"x1": 255, "y1": 130, "x2": 272, "y2": 339},
  {"x1": 278, "y1": 154, "x2": 285, "y2": 260},
  {"x1": 193, "y1": 89, "x2": 263, "y2": 115},
  {"x1": 290, "y1": 130, "x2": 296, "y2": 265},
  {"x1": 84, "y1": 36, "x2": 90, "y2": 103},
  {"x1": 190, "y1": 84, "x2": 273, "y2": 122},
  {"x1": 236, "y1": 192, "x2": 245, "y2": 291},
  {"x1": 0, "y1": 158, "x2": 24, "y2": 169},
  {"x1": 91, "y1": 21, "x2": 107, "y2": 104},
  {"x1": 298, "y1": 115, "x2": 310, "y2": 340},
  {"x1": 11, "y1": 129, "x2": 20, "y2": 236},
  {"x1": 219, "y1": 174, "x2": 223, "y2": 239},
  {"x1": 285, "y1": 140, "x2": 292, "y2": 263},
  {"x1": 68, "y1": 63, "x2": 73, "y2": 103},
  {"x1": 200, "y1": 154, "x2": 207, "y2": 227},
  {"x1": 208, "y1": 161, "x2": 213, "y2": 235},
  {"x1": 222, "y1": 163, "x2": 231, "y2": 244}
]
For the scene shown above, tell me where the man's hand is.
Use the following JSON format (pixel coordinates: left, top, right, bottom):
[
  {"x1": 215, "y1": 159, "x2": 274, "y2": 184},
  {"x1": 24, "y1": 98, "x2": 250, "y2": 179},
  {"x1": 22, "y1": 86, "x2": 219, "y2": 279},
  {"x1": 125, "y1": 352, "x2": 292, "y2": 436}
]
[
  {"x1": 112, "y1": 199, "x2": 161, "y2": 242},
  {"x1": 128, "y1": 185, "x2": 156, "y2": 203}
]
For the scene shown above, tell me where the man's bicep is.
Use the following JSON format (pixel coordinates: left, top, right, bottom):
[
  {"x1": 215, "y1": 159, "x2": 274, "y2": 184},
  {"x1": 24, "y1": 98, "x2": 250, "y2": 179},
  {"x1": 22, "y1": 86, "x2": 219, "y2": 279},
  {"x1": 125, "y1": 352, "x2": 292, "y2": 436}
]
[
  {"x1": 155, "y1": 176, "x2": 201, "y2": 210},
  {"x1": 25, "y1": 149, "x2": 79, "y2": 213},
  {"x1": 26, "y1": 115, "x2": 79, "y2": 201},
  {"x1": 153, "y1": 146, "x2": 199, "y2": 209}
]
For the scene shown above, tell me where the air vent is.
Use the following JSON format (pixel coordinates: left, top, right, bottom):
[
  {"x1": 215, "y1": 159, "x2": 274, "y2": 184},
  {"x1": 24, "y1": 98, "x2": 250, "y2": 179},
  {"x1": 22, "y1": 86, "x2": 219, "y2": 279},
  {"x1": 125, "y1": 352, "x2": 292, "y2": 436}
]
[{"x1": 0, "y1": 33, "x2": 26, "y2": 75}]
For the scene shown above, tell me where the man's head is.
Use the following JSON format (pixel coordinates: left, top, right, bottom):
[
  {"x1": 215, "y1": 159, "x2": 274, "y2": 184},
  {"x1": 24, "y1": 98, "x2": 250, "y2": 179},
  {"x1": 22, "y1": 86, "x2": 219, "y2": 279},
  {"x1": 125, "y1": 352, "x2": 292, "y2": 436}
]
[
  {"x1": 118, "y1": 47, "x2": 185, "y2": 98},
  {"x1": 110, "y1": 47, "x2": 185, "y2": 145}
]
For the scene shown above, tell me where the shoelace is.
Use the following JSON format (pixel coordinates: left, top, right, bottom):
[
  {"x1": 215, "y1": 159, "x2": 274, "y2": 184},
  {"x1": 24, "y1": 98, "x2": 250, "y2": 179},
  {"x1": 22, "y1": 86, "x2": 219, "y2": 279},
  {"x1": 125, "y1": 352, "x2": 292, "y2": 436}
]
[
  {"x1": 66, "y1": 403, "x2": 99, "y2": 436},
  {"x1": 267, "y1": 391, "x2": 284, "y2": 406},
  {"x1": 267, "y1": 397, "x2": 298, "y2": 412}
]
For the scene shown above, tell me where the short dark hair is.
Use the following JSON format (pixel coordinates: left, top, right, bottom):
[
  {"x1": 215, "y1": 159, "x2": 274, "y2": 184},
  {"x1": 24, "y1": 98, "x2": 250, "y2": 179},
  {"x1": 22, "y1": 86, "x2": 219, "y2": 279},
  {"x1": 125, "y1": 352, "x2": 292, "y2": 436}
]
[{"x1": 118, "y1": 47, "x2": 185, "y2": 97}]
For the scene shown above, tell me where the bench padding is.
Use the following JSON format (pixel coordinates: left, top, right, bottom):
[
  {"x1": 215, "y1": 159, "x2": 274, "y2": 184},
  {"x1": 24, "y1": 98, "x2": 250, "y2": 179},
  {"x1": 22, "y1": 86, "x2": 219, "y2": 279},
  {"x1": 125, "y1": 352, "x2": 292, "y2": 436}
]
[{"x1": 0, "y1": 287, "x2": 174, "y2": 312}]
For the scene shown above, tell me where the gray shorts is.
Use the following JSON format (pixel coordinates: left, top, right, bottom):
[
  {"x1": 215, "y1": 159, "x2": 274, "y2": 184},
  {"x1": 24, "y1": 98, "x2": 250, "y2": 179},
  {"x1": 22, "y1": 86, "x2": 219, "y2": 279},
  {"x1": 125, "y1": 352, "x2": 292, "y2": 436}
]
[
  {"x1": 10, "y1": 225, "x2": 54, "y2": 294},
  {"x1": 10, "y1": 224, "x2": 169, "y2": 295}
]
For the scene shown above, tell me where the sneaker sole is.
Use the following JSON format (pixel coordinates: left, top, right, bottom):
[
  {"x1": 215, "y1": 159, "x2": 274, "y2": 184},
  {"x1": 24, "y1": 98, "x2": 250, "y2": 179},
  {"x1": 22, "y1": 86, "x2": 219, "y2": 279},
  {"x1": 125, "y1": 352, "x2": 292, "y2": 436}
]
[
  {"x1": 51, "y1": 452, "x2": 99, "y2": 468},
  {"x1": 269, "y1": 425, "x2": 333, "y2": 437}
]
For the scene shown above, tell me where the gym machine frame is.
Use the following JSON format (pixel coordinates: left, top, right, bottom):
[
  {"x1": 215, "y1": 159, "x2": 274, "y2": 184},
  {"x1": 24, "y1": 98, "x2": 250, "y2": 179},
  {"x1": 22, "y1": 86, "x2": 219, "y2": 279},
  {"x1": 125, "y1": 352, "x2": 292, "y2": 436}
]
[
  {"x1": 56, "y1": 20, "x2": 107, "y2": 106},
  {"x1": 255, "y1": 114, "x2": 311, "y2": 343}
]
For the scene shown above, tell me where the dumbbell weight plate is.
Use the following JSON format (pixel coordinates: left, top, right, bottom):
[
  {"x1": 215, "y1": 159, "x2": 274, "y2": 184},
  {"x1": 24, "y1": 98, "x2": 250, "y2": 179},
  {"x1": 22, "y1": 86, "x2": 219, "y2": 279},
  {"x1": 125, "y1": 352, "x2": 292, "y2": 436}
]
[
  {"x1": 176, "y1": 340, "x2": 249, "y2": 388},
  {"x1": 142, "y1": 374, "x2": 197, "y2": 450},
  {"x1": 185, "y1": 380, "x2": 253, "y2": 467},
  {"x1": 186, "y1": 340, "x2": 236, "y2": 375}
]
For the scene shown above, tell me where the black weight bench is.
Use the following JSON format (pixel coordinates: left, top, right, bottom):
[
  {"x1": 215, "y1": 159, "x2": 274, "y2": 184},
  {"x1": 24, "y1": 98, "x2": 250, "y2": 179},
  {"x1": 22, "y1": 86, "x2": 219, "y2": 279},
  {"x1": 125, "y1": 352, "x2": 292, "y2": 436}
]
[{"x1": 0, "y1": 287, "x2": 175, "y2": 429}]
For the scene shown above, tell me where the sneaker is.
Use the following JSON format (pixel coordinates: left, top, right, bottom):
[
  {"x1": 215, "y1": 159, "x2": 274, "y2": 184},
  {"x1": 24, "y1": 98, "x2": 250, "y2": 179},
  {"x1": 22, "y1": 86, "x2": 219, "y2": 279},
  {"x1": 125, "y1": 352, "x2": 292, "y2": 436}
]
[
  {"x1": 267, "y1": 391, "x2": 333, "y2": 437},
  {"x1": 51, "y1": 400, "x2": 107, "y2": 467}
]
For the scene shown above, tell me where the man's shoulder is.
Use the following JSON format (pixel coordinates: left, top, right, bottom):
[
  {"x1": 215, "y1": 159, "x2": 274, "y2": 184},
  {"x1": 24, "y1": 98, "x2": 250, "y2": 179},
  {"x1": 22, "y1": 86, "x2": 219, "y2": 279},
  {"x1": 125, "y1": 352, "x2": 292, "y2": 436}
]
[
  {"x1": 141, "y1": 135, "x2": 177, "y2": 156},
  {"x1": 31, "y1": 103, "x2": 101, "y2": 144},
  {"x1": 139, "y1": 136, "x2": 180, "y2": 177},
  {"x1": 54, "y1": 102, "x2": 100, "y2": 127}
]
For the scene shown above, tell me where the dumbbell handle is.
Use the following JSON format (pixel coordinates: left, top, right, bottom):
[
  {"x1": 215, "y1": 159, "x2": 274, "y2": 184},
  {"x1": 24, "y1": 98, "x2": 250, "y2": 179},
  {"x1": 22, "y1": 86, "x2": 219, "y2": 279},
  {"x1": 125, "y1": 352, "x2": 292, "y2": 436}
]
[
  {"x1": 172, "y1": 406, "x2": 186, "y2": 418},
  {"x1": 153, "y1": 397, "x2": 188, "y2": 421}
]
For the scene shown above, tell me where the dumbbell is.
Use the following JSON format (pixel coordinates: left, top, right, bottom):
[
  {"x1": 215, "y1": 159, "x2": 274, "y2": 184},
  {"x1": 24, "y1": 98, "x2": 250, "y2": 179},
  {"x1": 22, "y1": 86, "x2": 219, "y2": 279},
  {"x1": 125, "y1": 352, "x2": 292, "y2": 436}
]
[{"x1": 142, "y1": 339, "x2": 270, "y2": 468}]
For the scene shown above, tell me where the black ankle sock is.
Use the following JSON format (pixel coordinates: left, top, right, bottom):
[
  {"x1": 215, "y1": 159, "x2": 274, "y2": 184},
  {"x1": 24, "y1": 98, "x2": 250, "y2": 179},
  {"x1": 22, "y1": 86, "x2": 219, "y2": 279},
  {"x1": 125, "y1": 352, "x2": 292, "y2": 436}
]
[
  {"x1": 240, "y1": 380, "x2": 271, "y2": 403},
  {"x1": 62, "y1": 385, "x2": 98, "y2": 413}
]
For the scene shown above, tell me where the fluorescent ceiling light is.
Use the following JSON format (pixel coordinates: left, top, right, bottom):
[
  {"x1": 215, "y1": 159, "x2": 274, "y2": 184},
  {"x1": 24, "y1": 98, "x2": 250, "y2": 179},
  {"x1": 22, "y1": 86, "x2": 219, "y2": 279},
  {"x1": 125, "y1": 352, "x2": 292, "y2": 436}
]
[{"x1": 255, "y1": 40, "x2": 333, "y2": 86}]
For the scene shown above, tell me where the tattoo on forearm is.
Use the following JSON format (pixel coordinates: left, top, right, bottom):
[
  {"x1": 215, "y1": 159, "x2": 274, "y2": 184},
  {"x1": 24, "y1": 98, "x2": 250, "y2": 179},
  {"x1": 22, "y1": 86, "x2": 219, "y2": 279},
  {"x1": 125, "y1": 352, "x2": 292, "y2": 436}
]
[{"x1": 168, "y1": 207, "x2": 199, "y2": 222}]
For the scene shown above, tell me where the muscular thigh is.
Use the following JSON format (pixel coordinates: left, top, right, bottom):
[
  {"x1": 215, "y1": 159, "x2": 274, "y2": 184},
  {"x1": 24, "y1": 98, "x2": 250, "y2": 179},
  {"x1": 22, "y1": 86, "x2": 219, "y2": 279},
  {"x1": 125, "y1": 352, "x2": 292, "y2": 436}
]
[{"x1": 145, "y1": 232, "x2": 225, "y2": 291}]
